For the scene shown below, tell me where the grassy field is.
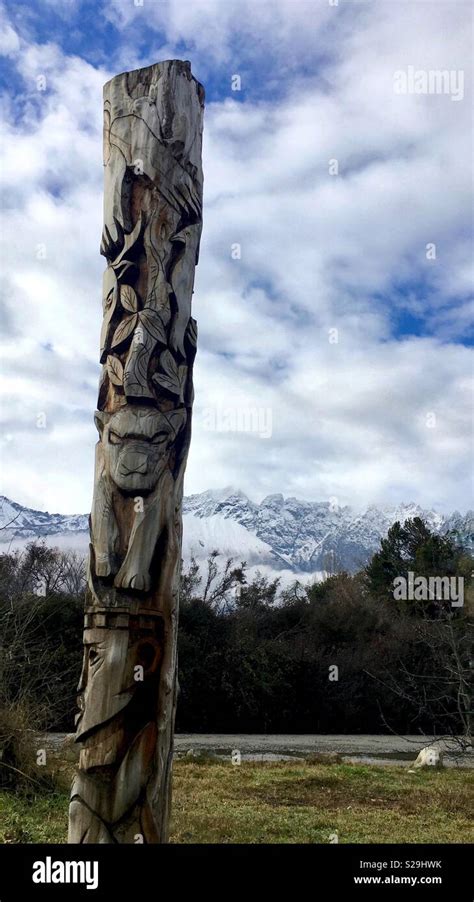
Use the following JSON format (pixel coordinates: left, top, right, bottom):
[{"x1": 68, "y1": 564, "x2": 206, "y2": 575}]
[{"x1": 1, "y1": 757, "x2": 473, "y2": 844}]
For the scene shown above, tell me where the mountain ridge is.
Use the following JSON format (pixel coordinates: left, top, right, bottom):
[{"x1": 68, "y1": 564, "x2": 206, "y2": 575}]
[{"x1": 0, "y1": 492, "x2": 472, "y2": 575}]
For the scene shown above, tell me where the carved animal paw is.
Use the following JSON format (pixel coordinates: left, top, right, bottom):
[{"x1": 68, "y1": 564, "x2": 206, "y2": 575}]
[
  {"x1": 114, "y1": 569, "x2": 151, "y2": 592},
  {"x1": 95, "y1": 555, "x2": 113, "y2": 578}
]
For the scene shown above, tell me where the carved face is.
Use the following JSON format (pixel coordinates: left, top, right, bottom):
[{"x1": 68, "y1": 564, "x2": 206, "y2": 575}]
[
  {"x1": 75, "y1": 625, "x2": 162, "y2": 741},
  {"x1": 96, "y1": 406, "x2": 186, "y2": 493}
]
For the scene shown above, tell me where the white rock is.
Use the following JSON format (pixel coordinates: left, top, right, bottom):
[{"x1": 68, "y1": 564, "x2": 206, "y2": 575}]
[{"x1": 410, "y1": 746, "x2": 444, "y2": 770}]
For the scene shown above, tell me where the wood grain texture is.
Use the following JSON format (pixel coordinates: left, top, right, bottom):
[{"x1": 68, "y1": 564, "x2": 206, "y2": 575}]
[{"x1": 68, "y1": 60, "x2": 204, "y2": 844}]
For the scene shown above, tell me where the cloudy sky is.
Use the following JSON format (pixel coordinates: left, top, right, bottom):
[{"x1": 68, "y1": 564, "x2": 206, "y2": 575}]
[{"x1": 0, "y1": 0, "x2": 472, "y2": 515}]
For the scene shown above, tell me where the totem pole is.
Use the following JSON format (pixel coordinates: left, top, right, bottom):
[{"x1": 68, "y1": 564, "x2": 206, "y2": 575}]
[{"x1": 68, "y1": 61, "x2": 204, "y2": 844}]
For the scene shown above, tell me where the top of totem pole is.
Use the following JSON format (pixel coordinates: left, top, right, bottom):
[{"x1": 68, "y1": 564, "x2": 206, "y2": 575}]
[
  {"x1": 102, "y1": 57, "x2": 204, "y2": 249},
  {"x1": 103, "y1": 59, "x2": 205, "y2": 106}
]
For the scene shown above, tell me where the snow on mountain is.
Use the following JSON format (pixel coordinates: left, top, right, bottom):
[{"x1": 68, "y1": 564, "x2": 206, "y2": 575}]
[
  {"x1": 440, "y1": 509, "x2": 474, "y2": 552},
  {"x1": 183, "y1": 510, "x2": 274, "y2": 564},
  {"x1": 0, "y1": 492, "x2": 472, "y2": 575},
  {"x1": 0, "y1": 496, "x2": 89, "y2": 537}
]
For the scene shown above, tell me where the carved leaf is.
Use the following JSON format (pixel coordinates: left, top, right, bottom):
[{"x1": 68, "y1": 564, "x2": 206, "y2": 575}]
[
  {"x1": 120, "y1": 284, "x2": 138, "y2": 313},
  {"x1": 152, "y1": 349, "x2": 182, "y2": 397},
  {"x1": 139, "y1": 308, "x2": 167, "y2": 345},
  {"x1": 161, "y1": 349, "x2": 179, "y2": 380},
  {"x1": 123, "y1": 339, "x2": 154, "y2": 399},
  {"x1": 111, "y1": 313, "x2": 138, "y2": 350},
  {"x1": 106, "y1": 355, "x2": 124, "y2": 386},
  {"x1": 178, "y1": 364, "x2": 188, "y2": 403},
  {"x1": 152, "y1": 374, "x2": 178, "y2": 396}
]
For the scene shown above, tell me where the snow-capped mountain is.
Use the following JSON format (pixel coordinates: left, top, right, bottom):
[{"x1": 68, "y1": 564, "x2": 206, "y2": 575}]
[
  {"x1": 182, "y1": 490, "x2": 472, "y2": 573},
  {"x1": 0, "y1": 496, "x2": 89, "y2": 537},
  {"x1": 0, "y1": 491, "x2": 472, "y2": 576}
]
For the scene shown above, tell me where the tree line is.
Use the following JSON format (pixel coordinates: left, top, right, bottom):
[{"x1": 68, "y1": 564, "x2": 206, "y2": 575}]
[{"x1": 0, "y1": 518, "x2": 471, "y2": 769}]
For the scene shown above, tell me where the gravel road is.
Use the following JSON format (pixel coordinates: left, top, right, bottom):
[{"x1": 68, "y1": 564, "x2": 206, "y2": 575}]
[
  {"x1": 174, "y1": 734, "x2": 473, "y2": 767},
  {"x1": 44, "y1": 733, "x2": 473, "y2": 767}
]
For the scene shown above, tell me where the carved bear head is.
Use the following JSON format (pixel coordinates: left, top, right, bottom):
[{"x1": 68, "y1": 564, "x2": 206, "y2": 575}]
[{"x1": 95, "y1": 405, "x2": 186, "y2": 493}]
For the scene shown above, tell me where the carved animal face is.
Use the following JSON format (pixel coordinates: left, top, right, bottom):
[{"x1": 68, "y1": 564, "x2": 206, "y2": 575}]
[{"x1": 95, "y1": 405, "x2": 186, "y2": 493}]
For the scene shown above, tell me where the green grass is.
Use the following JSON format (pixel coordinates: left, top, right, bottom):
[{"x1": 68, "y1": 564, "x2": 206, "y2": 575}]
[
  {"x1": 0, "y1": 760, "x2": 472, "y2": 844},
  {"x1": 0, "y1": 791, "x2": 68, "y2": 843}
]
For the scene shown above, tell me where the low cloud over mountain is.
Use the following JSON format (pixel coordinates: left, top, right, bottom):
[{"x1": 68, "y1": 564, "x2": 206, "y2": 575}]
[{"x1": 1, "y1": 490, "x2": 472, "y2": 579}]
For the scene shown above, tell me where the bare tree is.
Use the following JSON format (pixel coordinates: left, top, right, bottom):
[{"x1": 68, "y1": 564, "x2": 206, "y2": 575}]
[
  {"x1": 181, "y1": 551, "x2": 247, "y2": 613},
  {"x1": 366, "y1": 609, "x2": 472, "y2": 751}
]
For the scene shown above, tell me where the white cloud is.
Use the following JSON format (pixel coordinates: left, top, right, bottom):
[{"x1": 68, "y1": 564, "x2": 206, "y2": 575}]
[
  {"x1": 106, "y1": 0, "x2": 339, "y2": 73},
  {"x1": 0, "y1": 0, "x2": 472, "y2": 515}
]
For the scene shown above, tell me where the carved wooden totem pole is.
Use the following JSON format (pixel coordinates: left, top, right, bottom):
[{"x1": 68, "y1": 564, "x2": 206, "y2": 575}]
[{"x1": 68, "y1": 60, "x2": 204, "y2": 844}]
